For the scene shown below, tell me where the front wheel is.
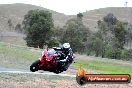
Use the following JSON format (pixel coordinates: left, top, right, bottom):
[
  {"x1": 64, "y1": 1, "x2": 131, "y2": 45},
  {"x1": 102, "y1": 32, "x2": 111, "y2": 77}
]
[{"x1": 30, "y1": 60, "x2": 41, "y2": 72}]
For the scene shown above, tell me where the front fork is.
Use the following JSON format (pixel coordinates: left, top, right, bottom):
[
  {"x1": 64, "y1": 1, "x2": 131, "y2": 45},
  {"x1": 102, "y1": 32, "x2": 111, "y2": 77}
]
[{"x1": 38, "y1": 58, "x2": 45, "y2": 68}]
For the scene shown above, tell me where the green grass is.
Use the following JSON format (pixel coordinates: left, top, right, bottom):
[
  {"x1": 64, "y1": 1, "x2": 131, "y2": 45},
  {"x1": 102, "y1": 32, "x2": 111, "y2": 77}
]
[
  {"x1": 0, "y1": 42, "x2": 41, "y2": 69},
  {"x1": 0, "y1": 42, "x2": 41, "y2": 60},
  {"x1": 72, "y1": 59, "x2": 132, "y2": 77},
  {"x1": 1, "y1": 37, "x2": 26, "y2": 46}
]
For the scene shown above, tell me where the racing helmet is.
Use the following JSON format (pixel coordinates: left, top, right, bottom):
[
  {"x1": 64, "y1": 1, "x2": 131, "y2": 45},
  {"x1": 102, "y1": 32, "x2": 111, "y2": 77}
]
[{"x1": 62, "y1": 43, "x2": 71, "y2": 52}]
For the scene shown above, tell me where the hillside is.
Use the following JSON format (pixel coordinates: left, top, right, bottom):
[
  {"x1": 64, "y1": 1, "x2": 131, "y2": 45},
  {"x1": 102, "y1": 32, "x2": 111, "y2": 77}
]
[
  {"x1": 82, "y1": 7, "x2": 132, "y2": 31},
  {"x1": 0, "y1": 3, "x2": 73, "y2": 32},
  {"x1": 0, "y1": 3, "x2": 132, "y2": 32}
]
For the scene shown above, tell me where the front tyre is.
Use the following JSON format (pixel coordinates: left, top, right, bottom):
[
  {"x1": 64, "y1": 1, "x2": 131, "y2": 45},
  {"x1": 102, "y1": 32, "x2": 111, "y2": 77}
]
[{"x1": 30, "y1": 60, "x2": 41, "y2": 72}]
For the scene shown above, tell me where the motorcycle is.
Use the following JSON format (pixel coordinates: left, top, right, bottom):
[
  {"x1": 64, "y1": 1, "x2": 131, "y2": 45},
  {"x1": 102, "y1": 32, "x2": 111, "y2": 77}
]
[{"x1": 30, "y1": 48, "x2": 70, "y2": 74}]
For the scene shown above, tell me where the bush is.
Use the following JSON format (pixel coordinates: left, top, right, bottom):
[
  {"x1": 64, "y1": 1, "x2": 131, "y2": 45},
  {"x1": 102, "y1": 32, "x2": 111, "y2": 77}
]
[
  {"x1": 105, "y1": 45, "x2": 122, "y2": 59},
  {"x1": 105, "y1": 45, "x2": 113, "y2": 58},
  {"x1": 47, "y1": 38, "x2": 60, "y2": 48},
  {"x1": 115, "y1": 48, "x2": 122, "y2": 59},
  {"x1": 121, "y1": 49, "x2": 132, "y2": 60}
]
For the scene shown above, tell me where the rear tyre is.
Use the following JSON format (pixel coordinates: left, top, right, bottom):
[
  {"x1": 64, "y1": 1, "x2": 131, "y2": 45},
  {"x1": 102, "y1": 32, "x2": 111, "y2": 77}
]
[
  {"x1": 53, "y1": 68, "x2": 63, "y2": 74},
  {"x1": 30, "y1": 60, "x2": 41, "y2": 72},
  {"x1": 54, "y1": 70, "x2": 60, "y2": 74}
]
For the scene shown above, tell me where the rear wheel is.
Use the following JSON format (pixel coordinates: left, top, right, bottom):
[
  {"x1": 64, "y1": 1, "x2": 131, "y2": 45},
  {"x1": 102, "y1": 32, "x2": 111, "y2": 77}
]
[
  {"x1": 54, "y1": 69, "x2": 63, "y2": 74},
  {"x1": 53, "y1": 62, "x2": 64, "y2": 74},
  {"x1": 30, "y1": 60, "x2": 41, "y2": 72}
]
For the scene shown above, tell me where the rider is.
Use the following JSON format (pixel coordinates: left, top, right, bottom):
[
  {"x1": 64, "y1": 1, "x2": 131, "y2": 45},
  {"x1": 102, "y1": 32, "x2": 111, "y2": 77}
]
[{"x1": 53, "y1": 43, "x2": 74, "y2": 71}]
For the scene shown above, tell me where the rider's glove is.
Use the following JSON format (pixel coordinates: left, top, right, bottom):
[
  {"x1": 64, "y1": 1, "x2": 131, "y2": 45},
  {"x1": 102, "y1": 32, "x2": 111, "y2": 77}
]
[
  {"x1": 60, "y1": 59, "x2": 67, "y2": 62},
  {"x1": 59, "y1": 57, "x2": 68, "y2": 62}
]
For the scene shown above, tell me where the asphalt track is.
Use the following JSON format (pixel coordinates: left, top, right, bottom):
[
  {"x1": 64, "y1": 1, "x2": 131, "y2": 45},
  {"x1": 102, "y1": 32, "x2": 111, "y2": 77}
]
[{"x1": 0, "y1": 67, "x2": 76, "y2": 77}]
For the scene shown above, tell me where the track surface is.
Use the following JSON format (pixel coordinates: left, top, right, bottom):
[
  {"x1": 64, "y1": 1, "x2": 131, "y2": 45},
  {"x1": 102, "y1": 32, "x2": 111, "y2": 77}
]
[{"x1": 0, "y1": 67, "x2": 76, "y2": 77}]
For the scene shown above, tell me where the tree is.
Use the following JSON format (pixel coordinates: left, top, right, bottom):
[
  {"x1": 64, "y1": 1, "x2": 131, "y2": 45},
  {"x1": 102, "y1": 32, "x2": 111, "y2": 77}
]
[
  {"x1": 23, "y1": 9, "x2": 54, "y2": 48},
  {"x1": 15, "y1": 23, "x2": 22, "y2": 33},
  {"x1": 97, "y1": 13, "x2": 127, "y2": 59},
  {"x1": 61, "y1": 16, "x2": 89, "y2": 53},
  {"x1": 103, "y1": 13, "x2": 117, "y2": 25},
  {"x1": 77, "y1": 12, "x2": 83, "y2": 20},
  {"x1": 47, "y1": 38, "x2": 60, "y2": 48},
  {"x1": 91, "y1": 37, "x2": 103, "y2": 57},
  {"x1": 8, "y1": 19, "x2": 14, "y2": 30},
  {"x1": 97, "y1": 20, "x2": 110, "y2": 58},
  {"x1": 52, "y1": 26, "x2": 64, "y2": 40},
  {"x1": 113, "y1": 21, "x2": 127, "y2": 49}
]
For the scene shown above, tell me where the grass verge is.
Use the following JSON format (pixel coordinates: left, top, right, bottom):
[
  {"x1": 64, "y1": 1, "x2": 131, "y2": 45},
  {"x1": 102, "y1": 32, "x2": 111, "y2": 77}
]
[
  {"x1": 72, "y1": 58, "x2": 132, "y2": 77},
  {"x1": 0, "y1": 72, "x2": 74, "y2": 81}
]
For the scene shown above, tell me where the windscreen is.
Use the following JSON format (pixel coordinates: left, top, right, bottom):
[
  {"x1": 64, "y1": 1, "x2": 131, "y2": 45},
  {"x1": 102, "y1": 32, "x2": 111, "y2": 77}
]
[{"x1": 46, "y1": 49, "x2": 56, "y2": 56}]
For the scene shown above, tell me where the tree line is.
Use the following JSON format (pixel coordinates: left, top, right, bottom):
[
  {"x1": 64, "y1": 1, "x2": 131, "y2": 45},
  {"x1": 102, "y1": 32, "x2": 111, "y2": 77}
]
[{"x1": 22, "y1": 9, "x2": 132, "y2": 60}]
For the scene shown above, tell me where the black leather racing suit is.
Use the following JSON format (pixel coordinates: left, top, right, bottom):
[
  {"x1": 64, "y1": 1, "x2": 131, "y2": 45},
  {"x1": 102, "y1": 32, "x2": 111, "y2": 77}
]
[{"x1": 53, "y1": 47, "x2": 73, "y2": 70}]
